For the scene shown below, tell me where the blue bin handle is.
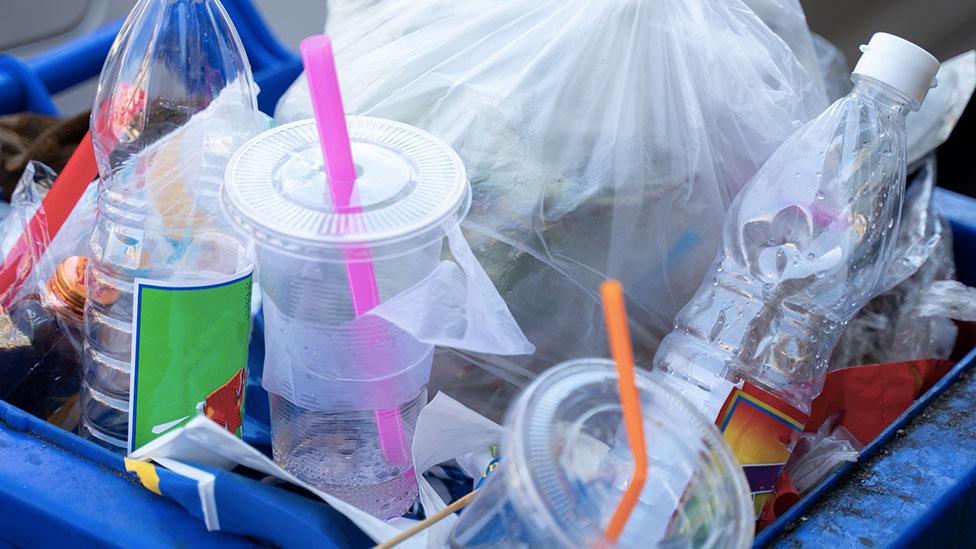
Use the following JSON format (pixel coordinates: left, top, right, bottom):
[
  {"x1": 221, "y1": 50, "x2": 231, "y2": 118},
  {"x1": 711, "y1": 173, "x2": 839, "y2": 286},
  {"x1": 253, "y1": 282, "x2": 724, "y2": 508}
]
[
  {"x1": 29, "y1": 20, "x2": 124, "y2": 98},
  {"x1": 0, "y1": 55, "x2": 60, "y2": 115},
  {"x1": 0, "y1": 0, "x2": 300, "y2": 116}
]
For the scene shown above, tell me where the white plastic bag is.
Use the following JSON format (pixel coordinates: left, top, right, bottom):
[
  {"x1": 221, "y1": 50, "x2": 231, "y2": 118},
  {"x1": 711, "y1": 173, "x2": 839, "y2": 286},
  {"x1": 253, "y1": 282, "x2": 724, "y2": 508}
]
[
  {"x1": 812, "y1": 33, "x2": 851, "y2": 102},
  {"x1": 907, "y1": 50, "x2": 976, "y2": 167},
  {"x1": 741, "y1": 0, "x2": 827, "y2": 99},
  {"x1": 278, "y1": 0, "x2": 829, "y2": 409}
]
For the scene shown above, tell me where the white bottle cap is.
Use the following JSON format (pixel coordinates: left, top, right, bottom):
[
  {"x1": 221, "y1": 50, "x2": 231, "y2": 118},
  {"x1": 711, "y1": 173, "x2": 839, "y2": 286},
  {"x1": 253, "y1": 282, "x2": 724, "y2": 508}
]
[{"x1": 853, "y1": 33, "x2": 940, "y2": 107}]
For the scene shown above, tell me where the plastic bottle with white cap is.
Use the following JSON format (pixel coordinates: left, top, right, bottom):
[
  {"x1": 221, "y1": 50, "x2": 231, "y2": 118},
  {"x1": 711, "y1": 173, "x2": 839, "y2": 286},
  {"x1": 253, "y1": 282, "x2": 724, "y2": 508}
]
[{"x1": 652, "y1": 33, "x2": 939, "y2": 514}]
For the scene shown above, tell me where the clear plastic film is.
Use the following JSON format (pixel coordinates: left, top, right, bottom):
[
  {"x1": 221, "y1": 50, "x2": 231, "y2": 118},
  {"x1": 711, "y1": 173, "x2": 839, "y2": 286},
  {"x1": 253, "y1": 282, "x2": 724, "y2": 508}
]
[
  {"x1": 0, "y1": 162, "x2": 57, "y2": 305},
  {"x1": 741, "y1": 0, "x2": 827, "y2": 100},
  {"x1": 812, "y1": 34, "x2": 851, "y2": 102},
  {"x1": 832, "y1": 158, "x2": 976, "y2": 367},
  {"x1": 784, "y1": 414, "x2": 861, "y2": 495},
  {"x1": 0, "y1": 161, "x2": 97, "y2": 427},
  {"x1": 907, "y1": 50, "x2": 976, "y2": 167},
  {"x1": 92, "y1": 82, "x2": 265, "y2": 280},
  {"x1": 276, "y1": 0, "x2": 829, "y2": 398},
  {"x1": 262, "y1": 227, "x2": 533, "y2": 412}
]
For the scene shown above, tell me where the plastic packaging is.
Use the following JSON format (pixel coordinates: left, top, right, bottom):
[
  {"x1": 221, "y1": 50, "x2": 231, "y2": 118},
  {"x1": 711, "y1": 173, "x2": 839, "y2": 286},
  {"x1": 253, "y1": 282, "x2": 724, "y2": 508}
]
[
  {"x1": 223, "y1": 117, "x2": 531, "y2": 518},
  {"x1": 907, "y1": 50, "x2": 976, "y2": 167},
  {"x1": 0, "y1": 161, "x2": 97, "y2": 428},
  {"x1": 449, "y1": 358, "x2": 753, "y2": 548},
  {"x1": 652, "y1": 34, "x2": 939, "y2": 507},
  {"x1": 82, "y1": 0, "x2": 267, "y2": 451},
  {"x1": 275, "y1": 0, "x2": 829, "y2": 404},
  {"x1": 784, "y1": 414, "x2": 861, "y2": 495},
  {"x1": 833, "y1": 158, "x2": 976, "y2": 367},
  {"x1": 741, "y1": 0, "x2": 827, "y2": 100},
  {"x1": 813, "y1": 34, "x2": 851, "y2": 102}
]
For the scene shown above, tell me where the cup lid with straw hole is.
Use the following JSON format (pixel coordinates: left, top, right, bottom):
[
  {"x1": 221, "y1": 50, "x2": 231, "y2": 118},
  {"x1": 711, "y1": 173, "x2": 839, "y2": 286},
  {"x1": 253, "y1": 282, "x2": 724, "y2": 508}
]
[
  {"x1": 222, "y1": 116, "x2": 470, "y2": 262},
  {"x1": 476, "y1": 358, "x2": 753, "y2": 547}
]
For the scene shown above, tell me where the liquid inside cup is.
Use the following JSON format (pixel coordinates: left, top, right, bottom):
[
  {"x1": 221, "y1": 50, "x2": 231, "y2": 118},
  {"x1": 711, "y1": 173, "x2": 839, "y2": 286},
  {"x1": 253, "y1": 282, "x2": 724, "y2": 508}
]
[
  {"x1": 223, "y1": 116, "x2": 470, "y2": 518},
  {"x1": 450, "y1": 359, "x2": 753, "y2": 548}
]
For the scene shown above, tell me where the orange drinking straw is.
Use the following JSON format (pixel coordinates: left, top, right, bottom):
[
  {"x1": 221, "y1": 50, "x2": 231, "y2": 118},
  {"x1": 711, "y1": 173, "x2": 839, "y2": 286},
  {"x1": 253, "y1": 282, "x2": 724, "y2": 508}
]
[{"x1": 600, "y1": 280, "x2": 648, "y2": 543}]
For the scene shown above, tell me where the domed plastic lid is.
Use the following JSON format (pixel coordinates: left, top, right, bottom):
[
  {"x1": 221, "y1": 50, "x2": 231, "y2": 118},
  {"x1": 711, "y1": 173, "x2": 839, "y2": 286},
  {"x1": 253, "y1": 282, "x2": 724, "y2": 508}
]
[
  {"x1": 506, "y1": 359, "x2": 753, "y2": 547},
  {"x1": 223, "y1": 116, "x2": 469, "y2": 261}
]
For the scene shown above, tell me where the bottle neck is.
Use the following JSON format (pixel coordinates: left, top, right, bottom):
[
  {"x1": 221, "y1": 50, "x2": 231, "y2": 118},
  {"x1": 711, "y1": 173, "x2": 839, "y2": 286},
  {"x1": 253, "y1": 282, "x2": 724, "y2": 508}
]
[{"x1": 850, "y1": 75, "x2": 916, "y2": 116}]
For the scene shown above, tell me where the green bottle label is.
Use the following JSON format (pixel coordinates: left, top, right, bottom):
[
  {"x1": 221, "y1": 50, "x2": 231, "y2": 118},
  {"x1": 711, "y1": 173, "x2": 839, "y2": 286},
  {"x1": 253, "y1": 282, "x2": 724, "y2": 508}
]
[{"x1": 128, "y1": 268, "x2": 253, "y2": 453}]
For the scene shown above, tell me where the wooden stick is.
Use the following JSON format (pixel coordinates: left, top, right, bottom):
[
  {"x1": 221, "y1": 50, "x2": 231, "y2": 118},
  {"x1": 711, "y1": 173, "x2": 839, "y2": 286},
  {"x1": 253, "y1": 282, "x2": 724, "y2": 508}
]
[{"x1": 373, "y1": 490, "x2": 480, "y2": 549}]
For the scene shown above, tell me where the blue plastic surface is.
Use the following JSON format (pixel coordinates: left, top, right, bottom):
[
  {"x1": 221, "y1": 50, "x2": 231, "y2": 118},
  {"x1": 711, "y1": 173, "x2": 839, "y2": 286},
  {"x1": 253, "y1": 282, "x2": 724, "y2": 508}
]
[
  {"x1": 757, "y1": 188, "x2": 976, "y2": 548},
  {"x1": 0, "y1": 388, "x2": 259, "y2": 548},
  {"x1": 28, "y1": 22, "x2": 123, "y2": 99},
  {"x1": 0, "y1": 55, "x2": 59, "y2": 115},
  {"x1": 0, "y1": 0, "x2": 299, "y2": 116}
]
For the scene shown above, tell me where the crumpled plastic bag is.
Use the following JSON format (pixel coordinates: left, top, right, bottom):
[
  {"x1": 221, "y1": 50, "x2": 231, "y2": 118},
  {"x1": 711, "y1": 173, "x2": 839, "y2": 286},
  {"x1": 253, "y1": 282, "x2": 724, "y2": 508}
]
[
  {"x1": 92, "y1": 80, "x2": 270, "y2": 282},
  {"x1": 277, "y1": 0, "x2": 829, "y2": 411},
  {"x1": 325, "y1": 0, "x2": 383, "y2": 30},
  {"x1": 785, "y1": 413, "x2": 861, "y2": 495},
  {"x1": 741, "y1": 0, "x2": 826, "y2": 99},
  {"x1": 833, "y1": 158, "x2": 976, "y2": 368},
  {"x1": 0, "y1": 161, "x2": 97, "y2": 427},
  {"x1": 812, "y1": 33, "x2": 851, "y2": 102},
  {"x1": 263, "y1": 227, "x2": 534, "y2": 412},
  {"x1": 907, "y1": 50, "x2": 976, "y2": 168}
]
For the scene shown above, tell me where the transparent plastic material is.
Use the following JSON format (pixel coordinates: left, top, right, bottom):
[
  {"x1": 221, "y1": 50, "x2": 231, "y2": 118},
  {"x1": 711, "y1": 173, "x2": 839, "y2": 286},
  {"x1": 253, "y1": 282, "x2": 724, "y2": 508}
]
[
  {"x1": 269, "y1": 388, "x2": 427, "y2": 520},
  {"x1": 813, "y1": 34, "x2": 852, "y2": 102},
  {"x1": 832, "y1": 158, "x2": 976, "y2": 367},
  {"x1": 223, "y1": 116, "x2": 529, "y2": 518},
  {"x1": 82, "y1": 0, "x2": 264, "y2": 450},
  {"x1": 741, "y1": 0, "x2": 826, "y2": 100},
  {"x1": 0, "y1": 162, "x2": 96, "y2": 427},
  {"x1": 906, "y1": 50, "x2": 976, "y2": 167},
  {"x1": 654, "y1": 74, "x2": 921, "y2": 416},
  {"x1": 275, "y1": 0, "x2": 829, "y2": 398},
  {"x1": 449, "y1": 359, "x2": 753, "y2": 548},
  {"x1": 784, "y1": 415, "x2": 861, "y2": 495}
]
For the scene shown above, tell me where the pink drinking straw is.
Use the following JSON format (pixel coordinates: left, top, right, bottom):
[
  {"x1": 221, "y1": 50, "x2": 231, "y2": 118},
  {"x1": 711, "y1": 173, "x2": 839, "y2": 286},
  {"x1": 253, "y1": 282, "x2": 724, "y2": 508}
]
[{"x1": 301, "y1": 35, "x2": 410, "y2": 468}]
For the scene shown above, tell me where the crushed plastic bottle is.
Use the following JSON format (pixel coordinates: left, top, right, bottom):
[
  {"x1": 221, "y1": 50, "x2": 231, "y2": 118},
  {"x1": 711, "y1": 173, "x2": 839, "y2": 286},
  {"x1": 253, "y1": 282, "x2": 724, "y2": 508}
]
[
  {"x1": 81, "y1": 0, "x2": 262, "y2": 451},
  {"x1": 652, "y1": 33, "x2": 940, "y2": 509}
]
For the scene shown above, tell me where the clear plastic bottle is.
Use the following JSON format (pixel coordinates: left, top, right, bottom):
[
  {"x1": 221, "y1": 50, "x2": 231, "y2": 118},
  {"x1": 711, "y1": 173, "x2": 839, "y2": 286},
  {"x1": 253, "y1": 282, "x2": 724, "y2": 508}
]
[
  {"x1": 653, "y1": 34, "x2": 939, "y2": 434},
  {"x1": 81, "y1": 0, "x2": 260, "y2": 451}
]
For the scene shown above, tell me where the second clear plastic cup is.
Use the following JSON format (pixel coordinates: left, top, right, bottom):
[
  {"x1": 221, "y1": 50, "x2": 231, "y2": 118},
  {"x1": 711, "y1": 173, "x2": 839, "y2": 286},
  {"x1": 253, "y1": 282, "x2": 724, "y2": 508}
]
[
  {"x1": 223, "y1": 116, "x2": 470, "y2": 518},
  {"x1": 450, "y1": 358, "x2": 754, "y2": 548}
]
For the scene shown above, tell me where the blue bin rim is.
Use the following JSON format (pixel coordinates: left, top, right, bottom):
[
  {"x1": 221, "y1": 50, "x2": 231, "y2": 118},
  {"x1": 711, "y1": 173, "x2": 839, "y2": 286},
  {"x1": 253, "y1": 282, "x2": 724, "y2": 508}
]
[{"x1": 755, "y1": 187, "x2": 976, "y2": 546}]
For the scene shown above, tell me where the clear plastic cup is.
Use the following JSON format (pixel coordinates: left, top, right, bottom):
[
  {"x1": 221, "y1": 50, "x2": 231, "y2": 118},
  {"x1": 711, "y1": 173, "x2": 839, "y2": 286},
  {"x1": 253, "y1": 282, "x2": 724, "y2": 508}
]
[
  {"x1": 449, "y1": 358, "x2": 754, "y2": 548},
  {"x1": 223, "y1": 116, "x2": 469, "y2": 518}
]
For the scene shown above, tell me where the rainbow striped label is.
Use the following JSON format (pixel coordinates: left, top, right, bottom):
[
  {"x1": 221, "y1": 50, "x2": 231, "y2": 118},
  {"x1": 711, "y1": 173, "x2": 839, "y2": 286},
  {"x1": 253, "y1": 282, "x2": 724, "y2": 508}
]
[{"x1": 715, "y1": 383, "x2": 808, "y2": 514}]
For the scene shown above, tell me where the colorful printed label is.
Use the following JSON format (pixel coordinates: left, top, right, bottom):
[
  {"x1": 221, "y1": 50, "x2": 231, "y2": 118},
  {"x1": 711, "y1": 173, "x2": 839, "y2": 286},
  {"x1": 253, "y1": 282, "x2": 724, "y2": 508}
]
[
  {"x1": 715, "y1": 382, "x2": 808, "y2": 514},
  {"x1": 128, "y1": 268, "x2": 253, "y2": 453}
]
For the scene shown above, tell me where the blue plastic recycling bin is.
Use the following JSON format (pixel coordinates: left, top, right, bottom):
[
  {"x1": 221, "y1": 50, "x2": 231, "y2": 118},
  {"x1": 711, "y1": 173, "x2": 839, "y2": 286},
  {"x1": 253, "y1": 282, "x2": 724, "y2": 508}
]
[{"x1": 1, "y1": 3, "x2": 976, "y2": 546}]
